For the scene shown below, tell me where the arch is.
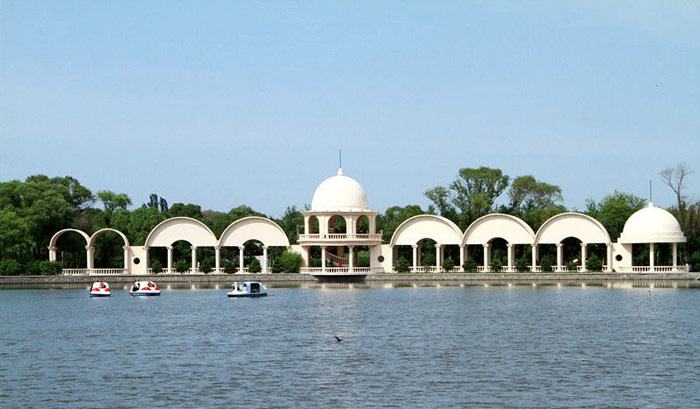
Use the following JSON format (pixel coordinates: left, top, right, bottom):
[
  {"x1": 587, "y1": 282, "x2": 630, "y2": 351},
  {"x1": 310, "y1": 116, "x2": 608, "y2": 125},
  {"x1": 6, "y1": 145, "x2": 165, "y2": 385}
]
[
  {"x1": 462, "y1": 213, "x2": 535, "y2": 246},
  {"x1": 390, "y1": 215, "x2": 462, "y2": 246},
  {"x1": 535, "y1": 213, "x2": 611, "y2": 245},
  {"x1": 49, "y1": 228, "x2": 90, "y2": 249},
  {"x1": 145, "y1": 217, "x2": 218, "y2": 247},
  {"x1": 88, "y1": 228, "x2": 129, "y2": 248},
  {"x1": 218, "y1": 216, "x2": 290, "y2": 248}
]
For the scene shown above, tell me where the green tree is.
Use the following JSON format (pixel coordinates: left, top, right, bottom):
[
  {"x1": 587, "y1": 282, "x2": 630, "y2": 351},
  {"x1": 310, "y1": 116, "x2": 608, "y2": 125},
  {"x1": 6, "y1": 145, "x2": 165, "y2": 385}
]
[
  {"x1": 0, "y1": 259, "x2": 23, "y2": 275},
  {"x1": 150, "y1": 259, "x2": 163, "y2": 274},
  {"x1": 586, "y1": 253, "x2": 603, "y2": 271},
  {"x1": 97, "y1": 191, "x2": 132, "y2": 214},
  {"x1": 540, "y1": 255, "x2": 554, "y2": 272},
  {"x1": 463, "y1": 258, "x2": 478, "y2": 272},
  {"x1": 39, "y1": 261, "x2": 62, "y2": 275},
  {"x1": 394, "y1": 258, "x2": 410, "y2": 273},
  {"x1": 199, "y1": 258, "x2": 213, "y2": 274},
  {"x1": 585, "y1": 191, "x2": 645, "y2": 241},
  {"x1": 507, "y1": 175, "x2": 566, "y2": 229},
  {"x1": 0, "y1": 209, "x2": 33, "y2": 262},
  {"x1": 515, "y1": 257, "x2": 529, "y2": 272},
  {"x1": 276, "y1": 206, "x2": 304, "y2": 244},
  {"x1": 168, "y1": 203, "x2": 203, "y2": 220},
  {"x1": 275, "y1": 251, "x2": 303, "y2": 273},
  {"x1": 223, "y1": 260, "x2": 238, "y2": 274},
  {"x1": 441, "y1": 258, "x2": 456, "y2": 272},
  {"x1": 376, "y1": 205, "x2": 426, "y2": 242},
  {"x1": 248, "y1": 258, "x2": 262, "y2": 273},
  {"x1": 175, "y1": 259, "x2": 189, "y2": 273}
]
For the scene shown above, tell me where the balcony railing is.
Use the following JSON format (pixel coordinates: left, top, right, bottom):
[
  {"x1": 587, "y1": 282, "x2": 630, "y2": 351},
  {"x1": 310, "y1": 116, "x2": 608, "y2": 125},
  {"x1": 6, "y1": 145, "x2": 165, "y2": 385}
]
[
  {"x1": 62, "y1": 268, "x2": 126, "y2": 275},
  {"x1": 616, "y1": 265, "x2": 688, "y2": 273},
  {"x1": 298, "y1": 233, "x2": 382, "y2": 241},
  {"x1": 300, "y1": 267, "x2": 382, "y2": 274}
]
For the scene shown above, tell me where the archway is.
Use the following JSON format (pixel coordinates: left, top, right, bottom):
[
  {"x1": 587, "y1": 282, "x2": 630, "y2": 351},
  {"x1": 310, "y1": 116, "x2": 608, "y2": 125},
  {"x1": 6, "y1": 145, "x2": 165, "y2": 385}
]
[
  {"x1": 390, "y1": 215, "x2": 463, "y2": 272},
  {"x1": 463, "y1": 214, "x2": 535, "y2": 272},
  {"x1": 49, "y1": 229, "x2": 90, "y2": 273},
  {"x1": 328, "y1": 215, "x2": 347, "y2": 234},
  {"x1": 89, "y1": 228, "x2": 130, "y2": 271},
  {"x1": 218, "y1": 217, "x2": 291, "y2": 273}
]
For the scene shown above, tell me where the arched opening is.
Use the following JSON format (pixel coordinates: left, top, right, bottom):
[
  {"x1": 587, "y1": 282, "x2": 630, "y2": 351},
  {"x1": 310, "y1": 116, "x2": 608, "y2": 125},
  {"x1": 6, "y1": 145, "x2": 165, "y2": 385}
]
[
  {"x1": 487, "y1": 238, "x2": 509, "y2": 272},
  {"x1": 328, "y1": 215, "x2": 347, "y2": 234},
  {"x1": 307, "y1": 216, "x2": 319, "y2": 234},
  {"x1": 172, "y1": 240, "x2": 194, "y2": 273},
  {"x1": 308, "y1": 246, "x2": 322, "y2": 268},
  {"x1": 93, "y1": 230, "x2": 125, "y2": 268},
  {"x1": 559, "y1": 237, "x2": 583, "y2": 272},
  {"x1": 392, "y1": 245, "x2": 413, "y2": 272},
  {"x1": 242, "y1": 239, "x2": 264, "y2": 273},
  {"x1": 56, "y1": 232, "x2": 87, "y2": 269},
  {"x1": 356, "y1": 215, "x2": 369, "y2": 234}
]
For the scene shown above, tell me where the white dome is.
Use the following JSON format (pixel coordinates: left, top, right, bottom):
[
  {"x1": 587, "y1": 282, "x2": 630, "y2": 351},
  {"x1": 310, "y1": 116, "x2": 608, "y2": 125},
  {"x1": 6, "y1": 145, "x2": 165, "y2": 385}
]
[
  {"x1": 618, "y1": 203, "x2": 686, "y2": 243},
  {"x1": 311, "y1": 169, "x2": 369, "y2": 211}
]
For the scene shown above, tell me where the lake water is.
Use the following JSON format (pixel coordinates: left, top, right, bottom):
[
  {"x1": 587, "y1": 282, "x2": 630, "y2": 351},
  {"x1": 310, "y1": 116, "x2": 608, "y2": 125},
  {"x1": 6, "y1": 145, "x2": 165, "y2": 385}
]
[{"x1": 1, "y1": 285, "x2": 699, "y2": 408}]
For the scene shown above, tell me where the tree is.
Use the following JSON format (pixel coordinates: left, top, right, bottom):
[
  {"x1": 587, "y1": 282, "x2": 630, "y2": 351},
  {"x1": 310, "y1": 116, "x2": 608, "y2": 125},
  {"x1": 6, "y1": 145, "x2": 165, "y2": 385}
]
[
  {"x1": 276, "y1": 206, "x2": 304, "y2": 244},
  {"x1": 223, "y1": 260, "x2": 238, "y2": 274},
  {"x1": 248, "y1": 258, "x2": 262, "y2": 273},
  {"x1": 150, "y1": 259, "x2": 163, "y2": 274},
  {"x1": 0, "y1": 209, "x2": 32, "y2": 262},
  {"x1": 175, "y1": 259, "x2": 189, "y2": 273},
  {"x1": 168, "y1": 203, "x2": 203, "y2": 220},
  {"x1": 463, "y1": 258, "x2": 478, "y2": 272},
  {"x1": 275, "y1": 251, "x2": 303, "y2": 273},
  {"x1": 515, "y1": 257, "x2": 529, "y2": 272},
  {"x1": 376, "y1": 205, "x2": 426, "y2": 242},
  {"x1": 394, "y1": 258, "x2": 410, "y2": 273},
  {"x1": 507, "y1": 175, "x2": 566, "y2": 229},
  {"x1": 97, "y1": 191, "x2": 132, "y2": 214},
  {"x1": 540, "y1": 256, "x2": 553, "y2": 272},
  {"x1": 489, "y1": 259, "x2": 503, "y2": 272},
  {"x1": 441, "y1": 258, "x2": 456, "y2": 272},
  {"x1": 585, "y1": 191, "x2": 645, "y2": 241},
  {"x1": 661, "y1": 163, "x2": 694, "y2": 261},
  {"x1": 199, "y1": 258, "x2": 213, "y2": 274},
  {"x1": 587, "y1": 253, "x2": 603, "y2": 271}
]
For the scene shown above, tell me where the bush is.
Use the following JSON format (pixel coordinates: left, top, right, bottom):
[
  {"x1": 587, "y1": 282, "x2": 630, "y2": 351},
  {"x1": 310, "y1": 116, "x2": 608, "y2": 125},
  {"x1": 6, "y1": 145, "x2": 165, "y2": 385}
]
[
  {"x1": 421, "y1": 253, "x2": 436, "y2": 267},
  {"x1": 271, "y1": 259, "x2": 283, "y2": 273},
  {"x1": 394, "y1": 258, "x2": 411, "y2": 273},
  {"x1": 441, "y1": 258, "x2": 456, "y2": 272},
  {"x1": 39, "y1": 261, "x2": 62, "y2": 276},
  {"x1": 276, "y1": 251, "x2": 303, "y2": 274},
  {"x1": 566, "y1": 261, "x2": 578, "y2": 272},
  {"x1": 199, "y1": 258, "x2": 213, "y2": 274},
  {"x1": 248, "y1": 258, "x2": 262, "y2": 273},
  {"x1": 515, "y1": 257, "x2": 529, "y2": 272},
  {"x1": 0, "y1": 259, "x2": 22, "y2": 276},
  {"x1": 586, "y1": 253, "x2": 603, "y2": 271},
  {"x1": 462, "y1": 258, "x2": 478, "y2": 272},
  {"x1": 489, "y1": 259, "x2": 503, "y2": 272},
  {"x1": 150, "y1": 259, "x2": 163, "y2": 274},
  {"x1": 540, "y1": 255, "x2": 553, "y2": 272},
  {"x1": 357, "y1": 250, "x2": 370, "y2": 268},
  {"x1": 223, "y1": 260, "x2": 238, "y2": 274},
  {"x1": 175, "y1": 259, "x2": 189, "y2": 273},
  {"x1": 310, "y1": 258, "x2": 321, "y2": 268},
  {"x1": 25, "y1": 260, "x2": 41, "y2": 275}
]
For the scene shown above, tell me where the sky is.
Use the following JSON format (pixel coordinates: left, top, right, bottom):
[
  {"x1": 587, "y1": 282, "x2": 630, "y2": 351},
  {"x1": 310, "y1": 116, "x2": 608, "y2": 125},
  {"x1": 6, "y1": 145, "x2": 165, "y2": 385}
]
[{"x1": 2, "y1": 1, "x2": 699, "y2": 217}]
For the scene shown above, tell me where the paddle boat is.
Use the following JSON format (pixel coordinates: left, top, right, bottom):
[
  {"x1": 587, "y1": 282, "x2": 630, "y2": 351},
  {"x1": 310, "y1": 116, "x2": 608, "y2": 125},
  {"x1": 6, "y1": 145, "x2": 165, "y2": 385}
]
[
  {"x1": 129, "y1": 280, "x2": 160, "y2": 296},
  {"x1": 227, "y1": 281, "x2": 267, "y2": 297},
  {"x1": 89, "y1": 281, "x2": 111, "y2": 297}
]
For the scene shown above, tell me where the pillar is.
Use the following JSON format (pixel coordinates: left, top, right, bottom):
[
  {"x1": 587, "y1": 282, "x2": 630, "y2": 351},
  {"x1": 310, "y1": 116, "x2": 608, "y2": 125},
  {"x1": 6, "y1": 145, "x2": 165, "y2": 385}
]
[
  {"x1": 412, "y1": 244, "x2": 418, "y2": 271},
  {"x1": 506, "y1": 243, "x2": 513, "y2": 272},
  {"x1": 606, "y1": 243, "x2": 613, "y2": 272},
  {"x1": 167, "y1": 246, "x2": 174, "y2": 273},
  {"x1": 48, "y1": 246, "x2": 57, "y2": 262},
  {"x1": 348, "y1": 246, "x2": 355, "y2": 272},
  {"x1": 321, "y1": 246, "x2": 327, "y2": 273},
  {"x1": 556, "y1": 243, "x2": 564, "y2": 272},
  {"x1": 459, "y1": 245, "x2": 465, "y2": 271},
  {"x1": 262, "y1": 246, "x2": 268, "y2": 273},
  {"x1": 86, "y1": 245, "x2": 94, "y2": 270},
  {"x1": 649, "y1": 242, "x2": 655, "y2": 272},
  {"x1": 215, "y1": 246, "x2": 221, "y2": 272},
  {"x1": 191, "y1": 246, "x2": 197, "y2": 272},
  {"x1": 145, "y1": 247, "x2": 150, "y2": 272},
  {"x1": 239, "y1": 246, "x2": 245, "y2": 273},
  {"x1": 672, "y1": 242, "x2": 678, "y2": 271},
  {"x1": 531, "y1": 245, "x2": 538, "y2": 271},
  {"x1": 435, "y1": 244, "x2": 441, "y2": 270},
  {"x1": 580, "y1": 243, "x2": 587, "y2": 272},
  {"x1": 483, "y1": 244, "x2": 490, "y2": 272},
  {"x1": 123, "y1": 245, "x2": 129, "y2": 272}
]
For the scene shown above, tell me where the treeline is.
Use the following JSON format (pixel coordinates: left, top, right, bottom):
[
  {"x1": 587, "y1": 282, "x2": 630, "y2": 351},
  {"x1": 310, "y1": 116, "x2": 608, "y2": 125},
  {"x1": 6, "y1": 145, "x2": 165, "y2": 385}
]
[{"x1": 0, "y1": 164, "x2": 698, "y2": 275}]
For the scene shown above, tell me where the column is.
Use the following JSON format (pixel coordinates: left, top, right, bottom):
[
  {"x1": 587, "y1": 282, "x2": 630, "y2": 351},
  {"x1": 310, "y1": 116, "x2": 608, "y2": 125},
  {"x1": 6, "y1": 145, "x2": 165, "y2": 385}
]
[
  {"x1": 239, "y1": 246, "x2": 245, "y2": 273},
  {"x1": 167, "y1": 246, "x2": 173, "y2": 273},
  {"x1": 531, "y1": 245, "x2": 538, "y2": 271},
  {"x1": 483, "y1": 244, "x2": 490, "y2": 272},
  {"x1": 123, "y1": 245, "x2": 130, "y2": 273},
  {"x1": 145, "y1": 247, "x2": 150, "y2": 272},
  {"x1": 506, "y1": 243, "x2": 514, "y2": 272},
  {"x1": 214, "y1": 246, "x2": 221, "y2": 273},
  {"x1": 262, "y1": 246, "x2": 268, "y2": 273},
  {"x1": 321, "y1": 246, "x2": 327, "y2": 273},
  {"x1": 459, "y1": 245, "x2": 465, "y2": 271},
  {"x1": 672, "y1": 242, "x2": 678, "y2": 271},
  {"x1": 412, "y1": 244, "x2": 418, "y2": 272},
  {"x1": 48, "y1": 246, "x2": 57, "y2": 262},
  {"x1": 606, "y1": 243, "x2": 613, "y2": 272},
  {"x1": 348, "y1": 246, "x2": 355, "y2": 272},
  {"x1": 435, "y1": 244, "x2": 441, "y2": 270},
  {"x1": 86, "y1": 245, "x2": 94, "y2": 270},
  {"x1": 580, "y1": 243, "x2": 587, "y2": 272},
  {"x1": 649, "y1": 243, "x2": 655, "y2": 272},
  {"x1": 191, "y1": 246, "x2": 197, "y2": 272},
  {"x1": 556, "y1": 243, "x2": 564, "y2": 272}
]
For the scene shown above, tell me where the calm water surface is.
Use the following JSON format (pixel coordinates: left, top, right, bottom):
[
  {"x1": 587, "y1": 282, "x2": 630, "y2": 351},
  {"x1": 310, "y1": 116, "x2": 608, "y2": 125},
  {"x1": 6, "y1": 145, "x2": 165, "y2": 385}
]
[{"x1": 1, "y1": 286, "x2": 699, "y2": 408}]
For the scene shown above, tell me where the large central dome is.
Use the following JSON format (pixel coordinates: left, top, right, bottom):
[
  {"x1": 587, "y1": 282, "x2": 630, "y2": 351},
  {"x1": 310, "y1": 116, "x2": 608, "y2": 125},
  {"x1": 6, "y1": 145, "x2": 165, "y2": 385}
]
[
  {"x1": 618, "y1": 202, "x2": 686, "y2": 243},
  {"x1": 311, "y1": 168, "x2": 369, "y2": 211}
]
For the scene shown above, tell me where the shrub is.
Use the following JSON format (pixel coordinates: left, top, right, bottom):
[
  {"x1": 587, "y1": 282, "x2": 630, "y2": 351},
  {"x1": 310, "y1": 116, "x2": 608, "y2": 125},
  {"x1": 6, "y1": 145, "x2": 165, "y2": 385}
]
[
  {"x1": 489, "y1": 259, "x2": 503, "y2": 272},
  {"x1": 276, "y1": 251, "x2": 303, "y2": 273},
  {"x1": 421, "y1": 253, "x2": 436, "y2": 267},
  {"x1": 223, "y1": 260, "x2": 238, "y2": 274},
  {"x1": 515, "y1": 257, "x2": 529, "y2": 272},
  {"x1": 357, "y1": 250, "x2": 370, "y2": 268},
  {"x1": 441, "y1": 258, "x2": 456, "y2": 272},
  {"x1": 566, "y1": 261, "x2": 578, "y2": 272},
  {"x1": 39, "y1": 261, "x2": 62, "y2": 276},
  {"x1": 310, "y1": 258, "x2": 321, "y2": 268},
  {"x1": 175, "y1": 259, "x2": 189, "y2": 273},
  {"x1": 25, "y1": 260, "x2": 41, "y2": 275},
  {"x1": 586, "y1": 253, "x2": 603, "y2": 271},
  {"x1": 150, "y1": 259, "x2": 163, "y2": 274},
  {"x1": 0, "y1": 259, "x2": 22, "y2": 276},
  {"x1": 540, "y1": 255, "x2": 553, "y2": 272},
  {"x1": 462, "y1": 258, "x2": 478, "y2": 272},
  {"x1": 248, "y1": 258, "x2": 262, "y2": 273},
  {"x1": 199, "y1": 258, "x2": 213, "y2": 274},
  {"x1": 271, "y1": 259, "x2": 283, "y2": 274},
  {"x1": 394, "y1": 258, "x2": 411, "y2": 273}
]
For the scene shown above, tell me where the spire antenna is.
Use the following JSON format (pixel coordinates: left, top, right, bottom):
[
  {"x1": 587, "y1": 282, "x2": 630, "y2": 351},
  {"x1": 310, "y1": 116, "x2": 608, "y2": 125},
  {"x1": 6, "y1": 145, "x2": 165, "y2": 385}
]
[
  {"x1": 339, "y1": 148, "x2": 342, "y2": 169},
  {"x1": 649, "y1": 177, "x2": 653, "y2": 203}
]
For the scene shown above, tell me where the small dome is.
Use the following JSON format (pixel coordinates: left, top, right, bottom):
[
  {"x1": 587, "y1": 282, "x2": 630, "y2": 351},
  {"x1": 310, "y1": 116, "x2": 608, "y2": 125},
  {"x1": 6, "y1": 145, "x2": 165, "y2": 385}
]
[
  {"x1": 311, "y1": 169, "x2": 369, "y2": 211},
  {"x1": 618, "y1": 203, "x2": 686, "y2": 243}
]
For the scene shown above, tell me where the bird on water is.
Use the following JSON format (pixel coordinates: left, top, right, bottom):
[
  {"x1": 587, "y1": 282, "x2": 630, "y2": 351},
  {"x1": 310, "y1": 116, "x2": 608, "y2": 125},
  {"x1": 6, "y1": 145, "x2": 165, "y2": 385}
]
[{"x1": 335, "y1": 335, "x2": 342, "y2": 343}]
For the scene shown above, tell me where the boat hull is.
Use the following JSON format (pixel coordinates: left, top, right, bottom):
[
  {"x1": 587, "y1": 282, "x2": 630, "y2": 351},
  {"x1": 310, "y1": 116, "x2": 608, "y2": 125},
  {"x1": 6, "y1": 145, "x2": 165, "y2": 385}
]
[
  {"x1": 89, "y1": 293, "x2": 110, "y2": 297},
  {"x1": 227, "y1": 293, "x2": 267, "y2": 298},
  {"x1": 130, "y1": 292, "x2": 160, "y2": 296}
]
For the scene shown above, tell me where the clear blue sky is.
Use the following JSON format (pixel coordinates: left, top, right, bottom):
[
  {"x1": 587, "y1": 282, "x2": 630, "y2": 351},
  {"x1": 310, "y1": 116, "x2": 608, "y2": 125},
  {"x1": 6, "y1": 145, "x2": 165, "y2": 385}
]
[{"x1": 2, "y1": 1, "x2": 699, "y2": 217}]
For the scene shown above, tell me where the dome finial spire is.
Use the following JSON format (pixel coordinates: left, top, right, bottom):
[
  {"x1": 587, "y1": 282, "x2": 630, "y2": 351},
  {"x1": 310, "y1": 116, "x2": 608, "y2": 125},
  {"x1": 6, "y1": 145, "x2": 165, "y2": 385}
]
[{"x1": 338, "y1": 147, "x2": 343, "y2": 175}]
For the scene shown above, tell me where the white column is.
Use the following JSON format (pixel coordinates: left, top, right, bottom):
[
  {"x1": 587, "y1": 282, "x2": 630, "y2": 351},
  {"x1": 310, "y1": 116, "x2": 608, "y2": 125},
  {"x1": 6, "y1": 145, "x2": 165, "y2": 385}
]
[
  {"x1": 145, "y1": 247, "x2": 150, "y2": 272},
  {"x1": 215, "y1": 246, "x2": 221, "y2": 272},
  {"x1": 606, "y1": 243, "x2": 613, "y2": 272},
  {"x1": 483, "y1": 244, "x2": 490, "y2": 272},
  {"x1": 191, "y1": 246, "x2": 197, "y2": 272},
  {"x1": 556, "y1": 243, "x2": 564, "y2": 272},
  {"x1": 459, "y1": 245, "x2": 465, "y2": 271},
  {"x1": 48, "y1": 246, "x2": 57, "y2": 262},
  {"x1": 239, "y1": 246, "x2": 245, "y2": 273},
  {"x1": 506, "y1": 243, "x2": 514, "y2": 272},
  {"x1": 86, "y1": 245, "x2": 94, "y2": 270},
  {"x1": 123, "y1": 245, "x2": 129, "y2": 272},
  {"x1": 435, "y1": 244, "x2": 441, "y2": 269},
  {"x1": 412, "y1": 244, "x2": 418, "y2": 271},
  {"x1": 580, "y1": 243, "x2": 587, "y2": 272},
  {"x1": 262, "y1": 246, "x2": 268, "y2": 273},
  {"x1": 348, "y1": 246, "x2": 355, "y2": 272},
  {"x1": 649, "y1": 243, "x2": 655, "y2": 272},
  {"x1": 167, "y1": 246, "x2": 173, "y2": 273},
  {"x1": 672, "y1": 242, "x2": 678, "y2": 271},
  {"x1": 321, "y1": 246, "x2": 327, "y2": 273},
  {"x1": 531, "y1": 245, "x2": 538, "y2": 271}
]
